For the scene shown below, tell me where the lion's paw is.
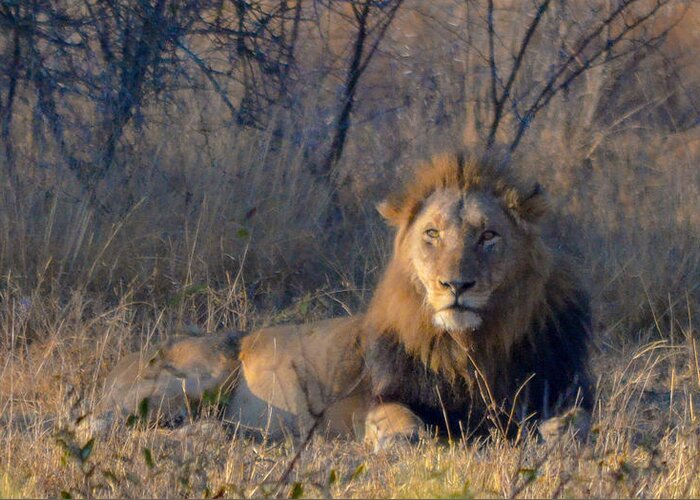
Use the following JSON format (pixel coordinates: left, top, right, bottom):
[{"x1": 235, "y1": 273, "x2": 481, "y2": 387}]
[{"x1": 364, "y1": 402, "x2": 423, "y2": 452}]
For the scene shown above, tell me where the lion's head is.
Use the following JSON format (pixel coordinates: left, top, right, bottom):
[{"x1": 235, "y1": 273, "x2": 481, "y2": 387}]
[{"x1": 366, "y1": 152, "x2": 556, "y2": 378}]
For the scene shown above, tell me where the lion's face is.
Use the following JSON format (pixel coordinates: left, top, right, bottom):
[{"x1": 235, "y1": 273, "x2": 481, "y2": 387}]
[{"x1": 402, "y1": 188, "x2": 528, "y2": 332}]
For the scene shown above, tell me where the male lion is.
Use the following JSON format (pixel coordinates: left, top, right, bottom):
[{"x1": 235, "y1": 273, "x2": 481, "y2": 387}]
[{"x1": 97, "y1": 152, "x2": 592, "y2": 447}]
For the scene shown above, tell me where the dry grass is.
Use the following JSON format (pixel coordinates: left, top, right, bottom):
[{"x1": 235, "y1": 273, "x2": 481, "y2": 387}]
[{"x1": 1, "y1": 283, "x2": 699, "y2": 498}]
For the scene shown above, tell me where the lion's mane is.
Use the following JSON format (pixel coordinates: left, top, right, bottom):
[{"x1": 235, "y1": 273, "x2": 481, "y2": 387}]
[{"x1": 363, "y1": 152, "x2": 592, "y2": 434}]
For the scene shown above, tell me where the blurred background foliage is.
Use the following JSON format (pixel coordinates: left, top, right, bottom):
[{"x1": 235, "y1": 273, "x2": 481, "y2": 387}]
[{"x1": 0, "y1": 0, "x2": 699, "y2": 337}]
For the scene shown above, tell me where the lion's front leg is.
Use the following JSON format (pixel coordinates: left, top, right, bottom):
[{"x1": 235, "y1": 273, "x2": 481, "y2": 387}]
[{"x1": 364, "y1": 402, "x2": 424, "y2": 452}]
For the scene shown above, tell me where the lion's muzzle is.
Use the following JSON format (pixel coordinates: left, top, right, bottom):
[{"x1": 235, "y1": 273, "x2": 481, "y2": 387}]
[{"x1": 433, "y1": 305, "x2": 483, "y2": 332}]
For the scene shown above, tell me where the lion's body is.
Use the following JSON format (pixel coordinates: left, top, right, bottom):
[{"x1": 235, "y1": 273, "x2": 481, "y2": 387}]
[
  {"x1": 98, "y1": 152, "x2": 592, "y2": 445},
  {"x1": 225, "y1": 317, "x2": 367, "y2": 438},
  {"x1": 98, "y1": 318, "x2": 369, "y2": 437}
]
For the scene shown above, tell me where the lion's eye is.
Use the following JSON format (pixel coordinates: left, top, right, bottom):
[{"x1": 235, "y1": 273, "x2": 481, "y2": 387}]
[
  {"x1": 480, "y1": 230, "x2": 499, "y2": 243},
  {"x1": 424, "y1": 228, "x2": 440, "y2": 239}
]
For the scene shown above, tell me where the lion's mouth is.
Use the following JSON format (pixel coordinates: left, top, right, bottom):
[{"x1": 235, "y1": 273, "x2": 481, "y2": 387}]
[{"x1": 439, "y1": 303, "x2": 481, "y2": 314}]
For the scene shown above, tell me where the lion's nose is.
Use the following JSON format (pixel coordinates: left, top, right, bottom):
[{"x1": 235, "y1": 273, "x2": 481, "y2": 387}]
[{"x1": 439, "y1": 280, "x2": 476, "y2": 296}]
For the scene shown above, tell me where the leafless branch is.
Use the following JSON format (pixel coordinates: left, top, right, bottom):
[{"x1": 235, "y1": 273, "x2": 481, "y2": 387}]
[
  {"x1": 486, "y1": 0, "x2": 551, "y2": 148},
  {"x1": 318, "y1": 0, "x2": 405, "y2": 181},
  {"x1": 509, "y1": 0, "x2": 673, "y2": 151},
  {"x1": 177, "y1": 40, "x2": 239, "y2": 120},
  {"x1": 487, "y1": 0, "x2": 498, "y2": 128}
]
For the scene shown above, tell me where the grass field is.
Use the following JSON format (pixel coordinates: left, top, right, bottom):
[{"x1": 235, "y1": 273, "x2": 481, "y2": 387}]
[{"x1": 1, "y1": 283, "x2": 699, "y2": 498}]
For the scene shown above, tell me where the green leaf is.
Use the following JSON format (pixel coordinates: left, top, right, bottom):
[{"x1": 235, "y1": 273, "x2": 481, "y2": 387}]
[
  {"x1": 328, "y1": 469, "x2": 337, "y2": 486},
  {"x1": 80, "y1": 438, "x2": 95, "y2": 462},
  {"x1": 143, "y1": 447, "x2": 155, "y2": 469},
  {"x1": 102, "y1": 469, "x2": 118, "y2": 485},
  {"x1": 125, "y1": 414, "x2": 137, "y2": 427},
  {"x1": 298, "y1": 295, "x2": 311, "y2": 316},
  {"x1": 168, "y1": 283, "x2": 209, "y2": 306},
  {"x1": 60, "y1": 490, "x2": 72, "y2": 499},
  {"x1": 236, "y1": 228, "x2": 250, "y2": 239},
  {"x1": 350, "y1": 463, "x2": 366, "y2": 481},
  {"x1": 518, "y1": 467, "x2": 538, "y2": 484},
  {"x1": 462, "y1": 479, "x2": 472, "y2": 495},
  {"x1": 138, "y1": 397, "x2": 150, "y2": 421},
  {"x1": 201, "y1": 388, "x2": 220, "y2": 407},
  {"x1": 290, "y1": 482, "x2": 303, "y2": 499}
]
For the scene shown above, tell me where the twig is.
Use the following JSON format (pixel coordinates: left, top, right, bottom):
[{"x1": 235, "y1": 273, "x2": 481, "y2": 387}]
[
  {"x1": 272, "y1": 417, "x2": 322, "y2": 497},
  {"x1": 487, "y1": 0, "x2": 498, "y2": 127},
  {"x1": 176, "y1": 41, "x2": 239, "y2": 120},
  {"x1": 486, "y1": 0, "x2": 551, "y2": 148}
]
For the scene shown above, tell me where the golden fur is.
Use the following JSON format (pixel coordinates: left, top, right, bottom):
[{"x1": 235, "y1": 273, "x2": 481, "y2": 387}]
[{"x1": 367, "y1": 152, "x2": 577, "y2": 381}]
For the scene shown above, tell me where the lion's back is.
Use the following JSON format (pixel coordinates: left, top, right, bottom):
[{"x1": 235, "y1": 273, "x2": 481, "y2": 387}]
[{"x1": 227, "y1": 316, "x2": 369, "y2": 437}]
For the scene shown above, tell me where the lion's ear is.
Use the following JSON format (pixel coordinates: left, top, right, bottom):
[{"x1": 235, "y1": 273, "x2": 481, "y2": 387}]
[
  {"x1": 518, "y1": 183, "x2": 549, "y2": 222},
  {"x1": 376, "y1": 199, "x2": 403, "y2": 226}
]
